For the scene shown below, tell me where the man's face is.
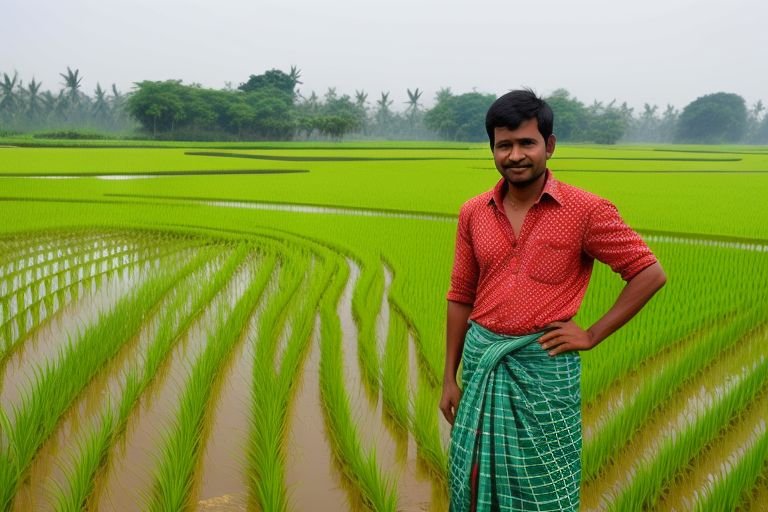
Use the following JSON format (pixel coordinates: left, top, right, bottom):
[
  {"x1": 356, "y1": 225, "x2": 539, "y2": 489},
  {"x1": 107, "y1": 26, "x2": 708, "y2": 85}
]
[{"x1": 492, "y1": 119, "x2": 556, "y2": 189}]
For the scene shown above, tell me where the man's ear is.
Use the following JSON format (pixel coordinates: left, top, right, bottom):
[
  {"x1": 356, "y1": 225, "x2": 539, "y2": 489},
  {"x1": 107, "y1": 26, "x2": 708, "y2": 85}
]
[{"x1": 545, "y1": 134, "x2": 556, "y2": 159}]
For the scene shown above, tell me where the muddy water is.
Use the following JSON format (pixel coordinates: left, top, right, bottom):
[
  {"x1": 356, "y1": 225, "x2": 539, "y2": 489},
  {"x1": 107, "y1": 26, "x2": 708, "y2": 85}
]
[
  {"x1": 95, "y1": 256, "x2": 255, "y2": 510},
  {"x1": 582, "y1": 322, "x2": 722, "y2": 443},
  {"x1": 657, "y1": 394, "x2": 768, "y2": 510},
  {"x1": 284, "y1": 258, "x2": 440, "y2": 510},
  {"x1": 11, "y1": 249, "x2": 209, "y2": 511},
  {"x1": 194, "y1": 258, "x2": 280, "y2": 510},
  {"x1": 0, "y1": 268, "x2": 144, "y2": 412},
  {"x1": 582, "y1": 323, "x2": 768, "y2": 511},
  {"x1": 283, "y1": 314, "x2": 352, "y2": 511}
]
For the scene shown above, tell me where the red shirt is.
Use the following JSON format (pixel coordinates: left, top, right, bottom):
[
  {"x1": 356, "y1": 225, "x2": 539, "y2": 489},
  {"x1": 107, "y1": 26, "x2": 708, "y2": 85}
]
[{"x1": 447, "y1": 170, "x2": 657, "y2": 335}]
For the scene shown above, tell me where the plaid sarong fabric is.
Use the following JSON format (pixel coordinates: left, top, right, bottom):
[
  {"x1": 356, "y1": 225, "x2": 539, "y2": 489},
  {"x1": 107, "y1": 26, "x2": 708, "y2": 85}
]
[{"x1": 449, "y1": 322, "x2": 582, "y2": 511}]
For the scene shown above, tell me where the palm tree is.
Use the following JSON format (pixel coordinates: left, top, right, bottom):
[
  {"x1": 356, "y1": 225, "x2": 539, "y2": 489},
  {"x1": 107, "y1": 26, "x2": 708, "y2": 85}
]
[
  {"x1": 435, "y1": 87, "x2": 453, "y2": 103},
  {"x1": 376, "y1": 91, "x2": 392, "y2": 113},
  {"x1": 59, "y1": 66, "x2": 83, "y2": 109},
  {"x1": 92, "y1": 83, "x2": 109, "y2": 125},
  {"x1": 0, "y1": 72, "x2": 19, "y2": 122},
  {"x1": 405, "y1": 88, "x2": 423, "y2": 133},
  {"x1": 354, "y1": 90, "x2": 368, "y2": 108},
  {"x1": 289, "y1": 65, "x2": 302, "y2": 85},
  {"x1": 40, "y1": 90, "x2": 57, "y2": 122},
  {"x1": 24, "y1": 78, "x2": 43, "y2": 125},
  {"x1": 374, "y1": 91, "x2": 394, "y2": 133},
  {"x1": 405, "y1": 88, "x2": 422, "y2": 115}
]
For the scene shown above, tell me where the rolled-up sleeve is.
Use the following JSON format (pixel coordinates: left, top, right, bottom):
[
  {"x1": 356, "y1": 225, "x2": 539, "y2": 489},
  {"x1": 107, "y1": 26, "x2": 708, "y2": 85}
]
[
  {"x1": 447, "y1": 204, "x2": 479, "y2": 304},
  {"x1": 583, "y1": 200, "x2": 658, "y2": 281}
]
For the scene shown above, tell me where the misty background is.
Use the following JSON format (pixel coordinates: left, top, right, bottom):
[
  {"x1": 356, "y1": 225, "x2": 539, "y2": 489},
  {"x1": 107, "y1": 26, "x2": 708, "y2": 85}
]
[{"x1": 2, "y1": 0, "x2": 767, "y2": 143}]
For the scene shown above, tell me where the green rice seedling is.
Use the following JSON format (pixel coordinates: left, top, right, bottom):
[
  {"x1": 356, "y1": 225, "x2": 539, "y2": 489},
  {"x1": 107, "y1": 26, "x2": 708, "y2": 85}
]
[
  {"x1": 697, "y1": 423, "x2": 768, "y2": 511},
  {"x1": 50, "y1": 244, "x2": 242, "y2": 510},
  {"x1": 351, "y1": 257, "x2": 385, "y2": 399},
  {"x1": 52, "y1": 407, "x2": 115, "y2": 512},
  {"x1": 317, "y1": 257, "x2": 398, "y2": 512},
  {"x1": 583, "y1": 308, "x2": 762, "y2": 482},
  {"x1": 579, "y1": 242, "x2": 768, "y2": 406},
  {"x1": 411, "y1": 372, "x2": 448, "y2": 483},
  {"x1": 0, "y1": 238, "x2": 196, "y2": 366},
  {"x1": 0, "y1": 248, "x2": 204, "y2": 509},
  {"x1": 610, "y1": 354, "x2": 768, "y2": 511},
  {"x1": 380, "y1": 308, "x2": 410, "y2": 432},
  {"x1": 248, "y1": 247, "x2": 318, "y2": 512},
  {"x1": 149, "y1": 248, "x2": 274, "y2": 511}
]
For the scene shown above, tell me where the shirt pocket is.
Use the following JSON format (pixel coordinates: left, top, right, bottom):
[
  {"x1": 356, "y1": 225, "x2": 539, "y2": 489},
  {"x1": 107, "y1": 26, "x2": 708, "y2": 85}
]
[{"x1": 527, "y1": 239, "x2": 576, "y2": 285}]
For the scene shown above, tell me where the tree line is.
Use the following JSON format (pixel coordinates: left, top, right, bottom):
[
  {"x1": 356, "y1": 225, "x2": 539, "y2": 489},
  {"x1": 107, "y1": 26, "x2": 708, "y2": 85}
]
[
  {"x1": 0, "y1": 67, "x2": 134, "y2": 135},
  {"x1": 1, "y1": 67, "x2": 767, "y2": 144}
]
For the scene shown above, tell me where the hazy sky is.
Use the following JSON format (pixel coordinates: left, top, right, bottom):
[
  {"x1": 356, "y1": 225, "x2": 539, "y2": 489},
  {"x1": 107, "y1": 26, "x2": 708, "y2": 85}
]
[{"x1": 4, "y1": 0, "x2": 766, "y2": 111}]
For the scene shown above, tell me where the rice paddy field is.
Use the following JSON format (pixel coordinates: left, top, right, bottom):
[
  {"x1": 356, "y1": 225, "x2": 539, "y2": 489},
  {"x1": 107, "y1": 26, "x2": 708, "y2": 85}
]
[{"x1": 0, "y1": 139, "x2": 767, "y2": 511}]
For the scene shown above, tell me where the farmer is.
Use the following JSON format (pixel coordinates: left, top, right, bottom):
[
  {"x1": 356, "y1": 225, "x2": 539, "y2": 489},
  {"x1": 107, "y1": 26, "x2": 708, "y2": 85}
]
[{"x1": 439, "y1": 89, "x2": 666, "y2": 511}]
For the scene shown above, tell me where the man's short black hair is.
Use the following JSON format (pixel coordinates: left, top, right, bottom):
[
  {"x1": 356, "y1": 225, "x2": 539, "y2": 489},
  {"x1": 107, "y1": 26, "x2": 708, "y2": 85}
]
[{"x1": 485, "y1": 89, "x2": 554, "y2": 149}]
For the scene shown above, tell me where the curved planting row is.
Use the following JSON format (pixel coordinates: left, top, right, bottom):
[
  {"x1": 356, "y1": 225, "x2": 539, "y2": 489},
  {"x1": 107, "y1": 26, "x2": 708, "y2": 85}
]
[
  {"x1": 3, "y1": 221, "x2": 765, "y2": 510},
  {"x1": 0, "y1": 227, "x2": 448, "y2": 511}
]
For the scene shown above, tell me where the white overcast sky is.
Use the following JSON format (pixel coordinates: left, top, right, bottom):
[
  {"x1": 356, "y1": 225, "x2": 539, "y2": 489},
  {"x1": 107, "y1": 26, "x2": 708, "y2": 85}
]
[{"x1": 3, "y1": 0, "x2": 766, "y2": 111}]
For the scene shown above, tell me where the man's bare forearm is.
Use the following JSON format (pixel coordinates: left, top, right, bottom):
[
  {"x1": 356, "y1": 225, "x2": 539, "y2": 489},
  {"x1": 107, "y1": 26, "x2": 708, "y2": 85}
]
[
  {"x1": 588, "y1": 262, "x2": 667, "y2": 345},
  {"x1": 540, "y1": 262, "x2": 666, "y2": 355},
  {"x1": 444, "y1": 300, "x2": 473, "y2": 383}
]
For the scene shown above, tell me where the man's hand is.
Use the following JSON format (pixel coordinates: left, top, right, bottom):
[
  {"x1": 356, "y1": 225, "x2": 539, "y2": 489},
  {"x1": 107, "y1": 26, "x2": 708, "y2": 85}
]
[
  {"x1": 538, "y1": 320, "x2": 596, "y2": 356},
  {"x1": 439, "y1": 380, "x2": 463, "y2": 425}
]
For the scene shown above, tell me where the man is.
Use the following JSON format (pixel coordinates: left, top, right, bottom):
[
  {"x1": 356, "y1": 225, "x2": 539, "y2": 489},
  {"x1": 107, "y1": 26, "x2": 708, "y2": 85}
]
[{"x1": 439, "y1": 90, "x2": 666, "y2": 511}]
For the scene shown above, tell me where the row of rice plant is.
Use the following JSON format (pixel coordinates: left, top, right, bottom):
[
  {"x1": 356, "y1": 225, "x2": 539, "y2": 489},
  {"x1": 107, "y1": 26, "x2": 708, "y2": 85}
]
[
  {"x1": 0, "y1": 243, "x2": 209, "y2": 509},
  {"x1": 318, "y1": 254, "x2": 399, "y2": 511},
  {"x1": 148, "y1": 244, "x2": 274, "y2": 510},
  {"x1": 0, "y1": 231, "x2": 199, "y2": 360},
  {"x1": 51, "y1": 242, "x2": 243, "y2": 510},
  {"x1": 657, "y1": 370, "x2": 768, "y2": 510},
  {"x1": 350, "y1": 255, "x2": 385, "y2": 399},
  {"x1": 610, "y1": 353, "x2": 768, "y2": 510},
  {"x1": 583, "y1": 307, "x2": 764, "y2": 482}
]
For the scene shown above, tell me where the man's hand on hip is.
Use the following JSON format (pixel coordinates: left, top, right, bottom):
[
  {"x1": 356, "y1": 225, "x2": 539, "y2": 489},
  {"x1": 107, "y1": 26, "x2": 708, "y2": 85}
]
[{"x1": 538, "y1": 320, "x2": 596, "y2": 356}]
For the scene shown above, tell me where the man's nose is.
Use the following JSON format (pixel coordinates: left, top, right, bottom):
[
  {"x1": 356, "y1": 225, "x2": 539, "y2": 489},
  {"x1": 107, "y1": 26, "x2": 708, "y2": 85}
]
[{"x1": 508, "y1": 145, "x2": 524, "y2": 162}]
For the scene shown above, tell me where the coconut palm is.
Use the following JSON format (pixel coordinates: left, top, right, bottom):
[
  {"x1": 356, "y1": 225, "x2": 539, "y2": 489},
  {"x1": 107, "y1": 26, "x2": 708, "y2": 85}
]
[
  {"x1": 289, "y1": 65, "x2": 302, "y2": 85},
  {"x1": 23, "y1": 78, "x2": 44, "y2": 125},
  {"x1": 376, "y1": 91, "x2": 392, "y2": 113},
  {"x1": 0, "y1": 72, "x2": 19, "y2": 122},
  {"x1": 92, "y1": 83, "x2": 110, "y2": 126},
  {"x1": 354, "y1": 90, "x2": 368, "y2": 108},
  {"x1": 405, "y1": 88, "x2": 422, "y2": 115},
  {"x1": 59, "y1": 66, "x2": 83, "y2": 109}
]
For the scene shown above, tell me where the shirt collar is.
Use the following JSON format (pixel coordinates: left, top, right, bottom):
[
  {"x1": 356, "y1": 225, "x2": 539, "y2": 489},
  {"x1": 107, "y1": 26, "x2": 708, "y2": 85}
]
[{"x1": 488, "y1": 168, "x2": 563, "y2": 209}]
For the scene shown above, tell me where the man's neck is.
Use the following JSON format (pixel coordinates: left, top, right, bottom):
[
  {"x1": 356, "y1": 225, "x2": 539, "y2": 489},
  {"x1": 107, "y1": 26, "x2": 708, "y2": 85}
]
[{"x1": 504, "y1": 172, "x2": 547, "y2": 206}]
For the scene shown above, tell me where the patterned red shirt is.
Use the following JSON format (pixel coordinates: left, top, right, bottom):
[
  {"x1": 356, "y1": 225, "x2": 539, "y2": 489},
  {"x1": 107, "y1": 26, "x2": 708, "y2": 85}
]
[{"x1": 447, "y1": 170, "x2": 657, "y2": 335}]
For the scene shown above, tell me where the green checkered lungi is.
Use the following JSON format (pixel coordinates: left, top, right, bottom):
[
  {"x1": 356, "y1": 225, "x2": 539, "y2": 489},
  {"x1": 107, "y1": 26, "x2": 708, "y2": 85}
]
[{"x1": 449, "y1": 322, "x2": 582, "y2": 511}]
